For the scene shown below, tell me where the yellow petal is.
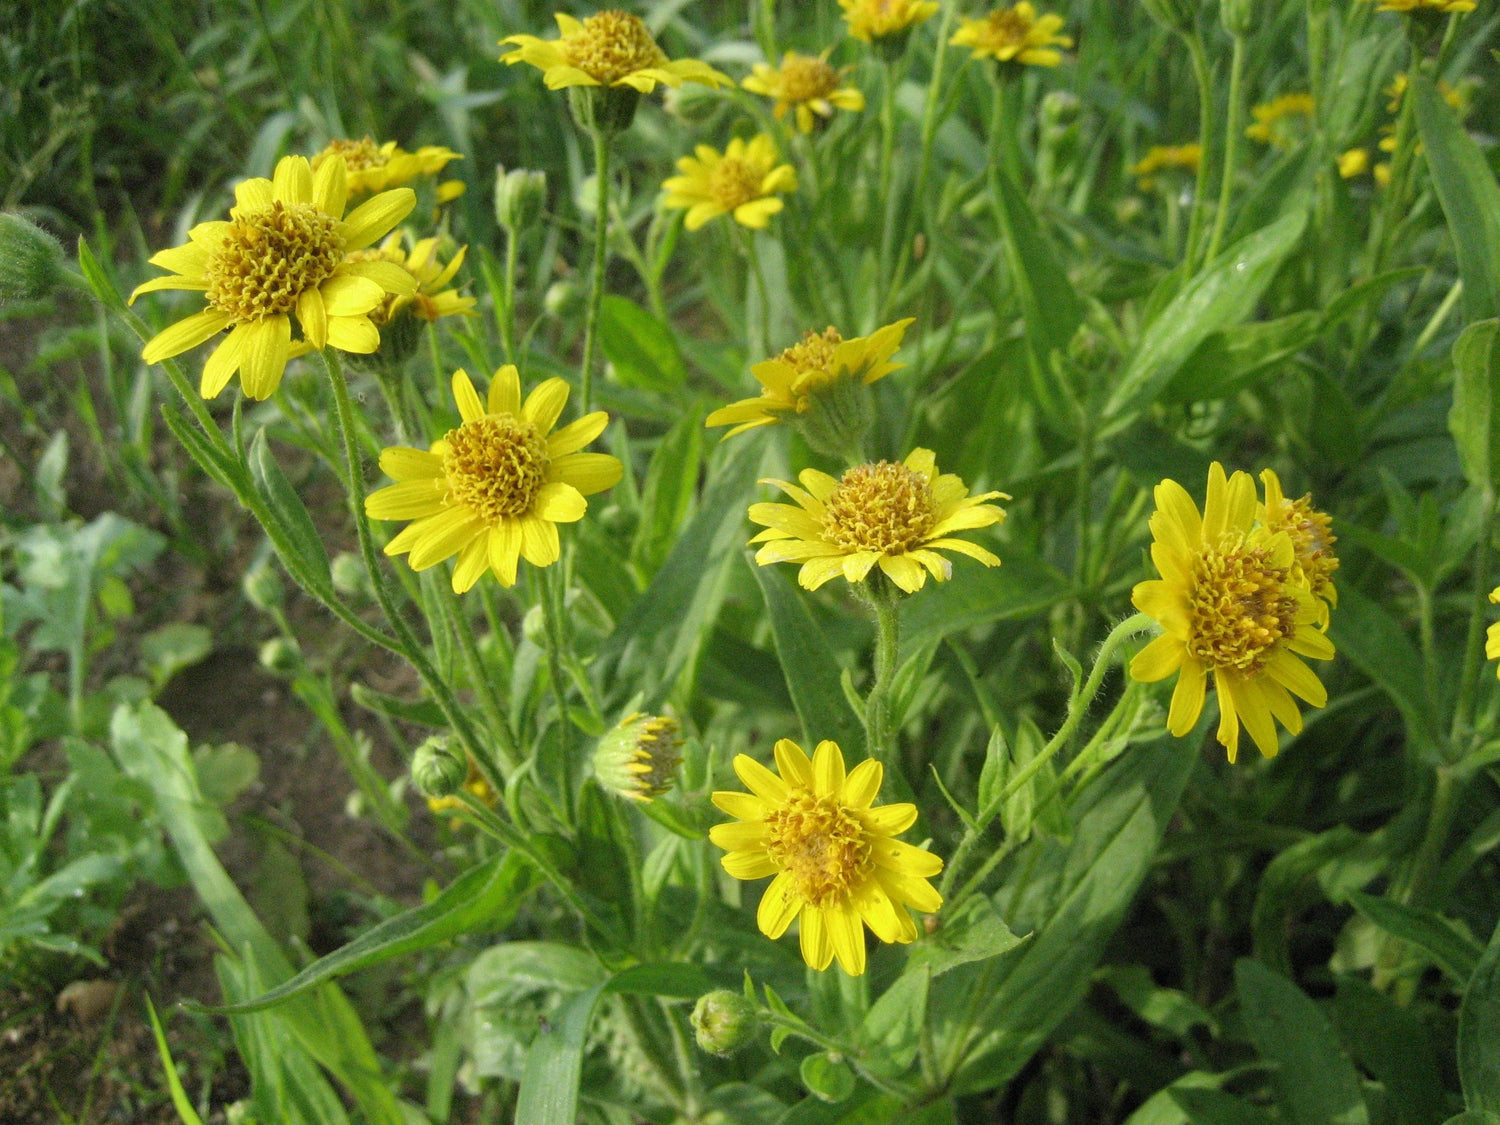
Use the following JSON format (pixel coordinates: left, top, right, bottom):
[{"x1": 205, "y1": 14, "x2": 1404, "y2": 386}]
[
  {"x1": 312, "y1": 153, "x2": 348, "y2": 218},
  {"x1": 811, "y1": 740, "x2": 845, "y2": 796},
  {"x1": 1167, "y1": 658, "x2": 1206, "y2": 736},
  {"x1": 1131, "y1": 633, "x2": 1184, "y2": 683},
  {"x1": 321, "y1": 275, "x2": 384, "y2": 317},
  {"x1": 862, "y1": 803, "x2": 917, "y2": 836},
  {"x1": 522, "y1": 377, "x2": 570, "y2": 434},
  {"x1": 408, "y1": 507, "x2": 486, "y2": 570},
  {"x1": 548, "y1": 412, "x2": 608, "y2": 456},
  {"x1": 326, "y1": 315, "x2": 379, "y2": 354},
  {"x1": 722, "y1": 850, "x2": 778, "y2": 880},
  {"x1": 518, "y1": 515, "x2": 560, "y2": 567},
  {"x1": 142, "y1": 308, "x2": 233, "y2": 364},
  {"x1": 379, "y1": 446, "x2": 443, "y2": 480},
  {"x1": 533, "y1": 482, "x2": 586, "y2": 523},
  {"x1": 757, "y1": 872, "x2": 801, "y2": 939},
  {"x1": 711, "y1": 790, "x2": 768, "y2": 820},
  {"x1": 239, "y1": 315, "x2": 291, "y2": 400},
  {"x1": 878, "y1": 554, "x2": 926, "y2": 593},
  {"x1": 451, "y1": 535, "x2": 491, "y2": 594},
  {"x1": 798, "y1": 905, "x2": 834, "y2": 970},
  {"x1": 773, "y1": 738, "x2": 814, "y2": 787},
  {"x1": 842, "y1": 759, "x2": 882, "y2": 809},
  {"x1": 552, "y1": 453, "x2": 622, "y2": 496},
  {"x1": 452, "y1": 369, "x2": 485, "y2": 424},
  {"x1": 272, "y1": 155, "x2": 314, "y2": 206},
  {"x1": 365, "y1": 479, "x2": 447, "y2": 520},
  {"x1": 489, "y1": 364, "x2": 522, "y2": 416},
  {"x1": 733, "y1": 754, "x2": 789, "y2": 803},
  {"x1": 297, "y1": 286, "x2": 328, "y2": 351},
  {"x1": 826, "y1": 905, "x2": 866, "y2": 976},
  {"x1": 199, "y1": 325, "x2": 249, "y2": 399},
  {"x1": 340, "y1": 188, "x2": 417, "y2": 251},
  {"x1": 487, "y1": 520, "x2": 522, "y2": 587}
]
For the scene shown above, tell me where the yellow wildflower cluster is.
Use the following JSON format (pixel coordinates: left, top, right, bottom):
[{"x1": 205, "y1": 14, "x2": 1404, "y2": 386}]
[{"x1": 743, "y1": 50, "x2": 867, "y2": 134}]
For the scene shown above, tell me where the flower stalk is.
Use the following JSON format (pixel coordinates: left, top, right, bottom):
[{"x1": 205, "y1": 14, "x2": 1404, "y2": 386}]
[{"x1": 580, "y1": 126, "x2": 612, "y2": 415}]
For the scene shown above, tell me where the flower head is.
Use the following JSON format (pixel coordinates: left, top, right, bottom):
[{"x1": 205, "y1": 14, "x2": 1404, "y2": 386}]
[
  {"x1": 1130, "y1": 144, "x2": 1202, "y2": 191},
  {"x1": 749, "y1": 449, "x2": 1007, "y2": 594},
  {"x1": 1364, "y1": 0, "x2": 1475, "y2": 11},
  {"x1": 366, "y1": 366, "x2": 623, "y2": 593},
  {"x1": 1338, "y1": 148, "x2": 1372, "y2": 179},
  {"x1": 1487, "y1": 588, "x2": 1500, "y2": 680},
  {"x1": 706, "y1": 319, "x2": 913, "y2": 440},
  {"x1": 426, "y1": 754, "x2": 499, "y2": 825},
  {"x1": 839, "y1": 0, "x2": 940, "y2": 42},
  {"x1": 950, "y1": 3, "x2": 1073, "y2": 67},
  {"x1": 662, "y1": 135, "x2": 797, "y2": 231},
  {"x1": 1258, "y1": 469, "x2": 1338, "y2": 625},
  {"x1": 352, "y1": 234, "x2": 476, "y2": 327},
  {"x1": 311, "y1": 138, "x2": 463, "y2": 199},
  {"x1": 130, "y1": 155, "x2": 417, "y2": 399},
  {"x1": 743, "y1": 50, "x2": 866, "y2": 134},
  {"x1": 1246, "y1": 93, "x2": 1315, "y2": 148},
  {"x1": 501, "y1": 10, "x2": 730, "y2": 93},
  {"x1": 594, "y1": 713, "x2": 684, "y2": 801},
  {"x1": 1129, "y1": 463, "x2": 1336, "y2": 762},
  {"x1": 710, "y1": 738, "x2": 942, "y2": 975}
]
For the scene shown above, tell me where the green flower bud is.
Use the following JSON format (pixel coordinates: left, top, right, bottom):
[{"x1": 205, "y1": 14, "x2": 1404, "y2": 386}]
[
  {"x1": 544, "y1": 279, "x2": 583, "y2": 319},
  {"x1": 330, "y1": 551, "x2": 371, "y2": 598},
  {"x1": 691, "y1": 990, "x2": 759, "y2": 1056},
  {"x1": 1219, "y1": 0, "x2": 1252, "y2": 37},
  {"x1": 593, "y1": 713, "x2": 683, "y2": 802},
  {"x1": 1139, "y1": 0, "x2": 1196, "y2": 35},
  {"x1": 241, "y1": 561, "x2": 284, "y2": 612},
  {"x1": 495, "y1": 166, "x2": 547, "y2": 233},
  {"x1": 411, "y1": 736, "x2": 468, "y2": 799},
  {"x1": 258, "y1": 637, "x2": 302, "y2": 677},
  {"x1": 0, "y1": 212, "x2": 64, "y2": 307}
]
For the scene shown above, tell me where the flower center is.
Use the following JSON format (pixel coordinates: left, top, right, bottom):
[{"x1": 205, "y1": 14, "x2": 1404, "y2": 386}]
[
  {"x1": 763, "y1": 789, "x2": 871, "y2": 908},
  {"x1": 561, "y1": 10, "x2": 668, "y2": 84},
  {"x1": 1266, "y1": 496, "x2": 1339, "y2": 598},
  {"x1": 1187, "y1": 535, "x2": 1300, "y2": 672},
  {"x1": 707, "y1": 158, "x2": 765, "y2": 212},
  {"x1": 984, "y1": 9, "x2": 1034, "y2": 49},
  {"x1": 779, "y1": 55, "x2": 841, "y2": 102},
  {"x1": 442, "y1": 415, "x2": 550, "y2": 524},
  {"x1": 315, "y1": 137, "x2": 385, "y2": 173},
  {"x1": 205, "y1": 201, "x2": 343, "y2": 321},
  {"x1": 821, "y1": 461, "x2": 938, "y2": 554},
  {"x1": 779, "y1": 327, "x2": 843, "y2": 391}
]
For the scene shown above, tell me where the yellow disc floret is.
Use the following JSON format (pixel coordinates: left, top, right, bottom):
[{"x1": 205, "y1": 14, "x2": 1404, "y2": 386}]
[
  {"x1": 442, "y1": 416, "x2": 551, "y2": 523},
  {"x1": 205, "y1": 202, "x2": 342, "y2": 320},
  {"x1": 1185, "y1": 536, "x2": 1299, "y2": 673},
  {"x1": 561, "y1": 10, "x2": 669, "y2": 83},
  {"x1": 820, "y1": 462, "x2": 939, "y2": 555},
  {"x1": 763, "y1": 790, "x2": 873, "y2": 909}
]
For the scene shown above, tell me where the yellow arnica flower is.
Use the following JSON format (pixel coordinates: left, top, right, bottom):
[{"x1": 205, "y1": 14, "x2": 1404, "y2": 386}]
[
  {"x1": 366, "y1": 366, "x2": 623, "y2": 593},
  {"x1": 1246, "y1": 93, "x2": 1315, "y2": 147},
  {"x1": 950, "y1": 3, "x2": 1074, "y2": 67},
  {"x1": 661, "y1": 134, "x2": 797, "y2": 231},
  {"x1": 1487, "y1": 588, "x2": 1500, "y2": 680},
  {"x1": 1131, "y1": 143, "x2": 1201, "y2": 190},
  {"x1": 1365, "y1": 0, "x2": 1474, "y2": 11},
  {"x1": 1130, "y1": 463, "x2": 1336, "y2": 763},
  {"x1": 130, "y1": 155, "x2": 416, "y2": 400},
  {"x1": 1338, "y1": 148, "x2": 1371, "y2": 179},
  {"x1": 706, "y1": 319, "x2": 913, "y2": 439},
  {"x1": 1258, "y1": 469, "x2": 1338, "y2": 626},
  {"x1": 311, "y1": 138, "x2": 463, "y2": 199},
  {"x1": 710, "y1": 738, "x2": 942, "y2": 976},
  {"x1": 501, "y1": 10, "x2": 731, "y2": 93},
  {"x1": 743, "y1": 50, "x2": 866, "y2": 134},
  {"x1": 353, "y1": 234, "x2": 477, "y2": 326},
  {"x1": 749, "y1": 449, "x2": 1008, "y2": 594},
  {"x1": 839, "y1": 0, "x2": 940, "y2": 42}
]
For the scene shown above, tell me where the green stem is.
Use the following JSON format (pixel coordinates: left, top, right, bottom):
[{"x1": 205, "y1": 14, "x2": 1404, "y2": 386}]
[
  {"x1": 876, "y1": 56, "x2": 900, "y2": 303},
  {"x1": 1451, "y1": 496, "x2": 1496, "y2": 748},
  {"x1": 436, "y1": 578, "x2": 520, "y2": 773},
  {"x1": 501, "y1": 225, "x2": 519, "y2": 364},
  {"x1": 1183, "y1": 29, "x2": 1215, "y2": 270},
  {"x1": 1205, "y1": 34, "x2": 1246, "y2": 264},
  {"x1": 864, "y1": 582, "x2": 902, "y2": 763},
  {"x1": 580, "y1": 128, "x2": 612, "y2": 415},
  {"x1": 537, "y1": 561, "x2": 577, "y2": 821}
]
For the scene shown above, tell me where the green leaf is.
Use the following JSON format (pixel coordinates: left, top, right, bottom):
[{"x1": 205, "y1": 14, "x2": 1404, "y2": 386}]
[
  {"x1": 991, "y1": 166, "x2": 1084, "y2": 366},
  {"x1": 750, "y1": 560, "x2": 865, "y2": 750},
  {"x1": 159, "y1": 402, "x2": 239, "y2": 494},
  {"x1": 1328, "y1": 584, "x2": 1443, "y2": 758},
  {"x1": 633, "y1": 403, "x2": 705, "y2": 573},
  {"x1": 76, "y1": 236, "x2": 127, "y2": 314},
  {"x1": 1333, "y1": 974, "x2": 1446, "y2": 1125},
  {"x1": 1169, "y1": 1088, "x2": 1279, "y2": 1125},
  {"x1": 909, "y1": 895, "x2": 1025, "y2": 978},
  {"x1": 800, "y1": 1053, "x2": 856, "y2": 1103},
  {"x1": 975, "y1": 724, "x2": 1010, "y2": 827},
  {"x1": 139, "y1": 623, "x2": 213, "y2": 691},
  {"x1": 249, "y1": 429, "x2": 332, "y2": 591},
  {"x1": 1162, "y1": 313, "x2": 1322, "y2": 404},
  {"x1": 1105, "y1": 210, "x2": 1307, "y2": 420},
  {"x1": 1235, "y1": 958, "x2": 1369, "y2": 1125},
  {"x1": 600, "y1": 294, "x2": 687, "y2": 390},
  {"x1": 1414, "y1": 75, "x2": 1500, "y2": 321},
  {"x1": 902, "y1": 545, "x2": 1069, "y2": 647},
  {"x1": 1099, "y1": 965, "x2": 1218, "y2": 1038},
  {"x1": 1444, "y1": 1115, "x2": 1500, "y2": 1125},
  {"x1": 145, "y1": 996, "x2": 208, "y2": 1125},
  {"x1": 347, "y1": 682, "x2": 447, "y2": 728},
  {"x1": 1251, "y1": 827, "x2": 1364, "y2": 976},
  {"x1": 1450, "y1": 320, "x2": 1500, "y2": 495},
  {"x1": 861, "y1": 965, "x2": 929, "y2": 1071},
  {"x1": 1347, "y1": 890, "x2": 1482, "y2": 984},
  {"x1": 1459, "y1": 916, "x2": 1500, "y2": 1114}
]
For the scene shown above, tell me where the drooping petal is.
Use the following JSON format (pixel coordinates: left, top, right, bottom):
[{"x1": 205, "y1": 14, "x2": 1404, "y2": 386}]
[
  {"x1": 798, "y1": 905, "x2": 834, "y2": 970},
  {"x1": 756, "y1": 872, "x2": 801, "y2": 939},
  {"x1": 238, "y1": 315, "x2": 291, "y2": 400},
  {"x1": 325, "y1": 315, "x2": 379, "y2": 353},
  {"x1": 518, "y1": 515, "x2": 561, "y2": 567},
  {"x1": 451, "y1": 535, "x2": 492, "y2": 593},
  {"x1": 722, "y1": 849, "x2": 778, "y2": 880},
  {"x1": 533, "y1": 482, "x2": 587, "y2": 523},
  {"x1": 142, "y1": 309, "x2": 234, "y2": 364},
  {"x1": 825, "y1": 905, "x2": 866, "y2": 976},
  {"x1": 487, "y1": 520, "x2": 522, "y2": 587},
  {"x1": 198, "y1": 324, "x2": 250, "y2": 399},
  {"x1": 1167, "y1": 659, "x2": 1207, "y2": 736}
]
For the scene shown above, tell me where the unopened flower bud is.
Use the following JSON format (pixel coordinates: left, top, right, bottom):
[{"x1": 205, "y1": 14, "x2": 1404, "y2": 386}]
[
  {"x1": 1139, "y1": 0, "x2": 1196, "y2": 35},
  {"x1": 495, "y1": 166, "x2": 547, "y2": 233},
  {"x1": 258, "y1": 637, "x2": 301, "y2": 677},
  {"x1": 691, "y1": 990, "x2": 759, "y2": 1056},
  {"x1": 593, "y1": 713, "x2": 683, "y2": 802},
  {"x1": 1220, "y1": 0, "x2": 1253, "y2": 38},
  {"x1": 0, "y1": 212, "x2": 64, "y2": 307},
  {"x1": 331, "y1": 551, "x2": 371, "y2": 598},
  {"x1": 241, "y1": 561, "x2": 284, "y2": 611},
  {"x1": 411, "y1": 736, "x2": 467, "y2": 799},
  {"x1": 544, "y1": 279, "x2": 583, "y2": 318}
]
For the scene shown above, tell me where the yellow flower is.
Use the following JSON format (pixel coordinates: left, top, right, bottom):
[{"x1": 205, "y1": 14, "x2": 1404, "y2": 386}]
[
  {"x1": 710, "y1": 738, "x2": 942, "y2": 976},
  {"x1": 839, "y1": 0, "x2": 940, "y2": 42},
  {"x1": 950, "y1": 3, "x2": 1074, "y2": 67},
  {"x1": 366, "y1": 366, "x2": 623, "y2": 593},
  {"x1": 749, "y1": 449, "x2": 1008, "y2": 594},
  {"x1": 311, "y1": 137, "x2": 463, "y2": 199},
  {"x1": 352, "y1": 234, "x2": 477, "y2": 326},
  {"x1": 1246, "y1": 93, "x2": 1315, "y2": 147},
  {"x1": 1129, "y1": 463, "x2": 1336, "y2": 763},
  {"x1": 661, "y1": 134, "x2": 797, "y2": 231},
  {"x1": 1374, "y1": 162, "x2": 1392, "y2": 188},
  {"x1": 742, "y1": 50, "x2": 866, "y2": 134},
  {"x1": 1258, "y1": 469, "x2": 1339, "y2": 625},
  {"x1": 1365, "y1": 0, "x2": 1475, "y2": 11},
  {"x1": 1130, "y1": 143, "x2": 1201, "y2": 190},
  {"x1": 501, "y1": 10, "x2": 731, "y2": 93},
  {"x1": 1487, "y1": 588, "x2": 1500, "y2": 680},
  {"x1": 706, "y1": 319, "x2": 913, "y2": 439},
  {"x1": 1338, "y1": 148, "x2": 1371, "y2": 179},
  {"x1": 130, "y1": 155, "x2": 416, "y2": 400}
]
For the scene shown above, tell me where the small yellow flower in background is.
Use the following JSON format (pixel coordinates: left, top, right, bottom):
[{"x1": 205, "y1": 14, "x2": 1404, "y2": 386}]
[
  {"x1": 1374, "y1": 163, "x2": 1393, "y2": 187},
  {"x1": 1364, "y1": 0, "x2": 1475, "y2": 12},
  {"x1": 743, "y1": 50, "x2": 866, "y2": 134},
  {"x1": 130, "y1": 154, "x2": 416, "y2": 400},
  {"x1": 366, "y1": 366, "x2": 623, "y2": 593},
  {"x1": 1129, "y1": 462, "x2": 1336, "y2": 763},
  {"x1": 839, "y1": 0, "x2": 940, "y2": 42},
  {"x1": 706, "y1": 319, "x2": 913, "y2": 439},
  {"x1": 662, "y1": 135, "x2": 797, "y2": 231},
  {"x1": 950, "y1": 3, "x2": 1074, "y2": 67},
  {"x1": 1246, "y1": 93, "x2": 1315, "y2": 148},
  {"x1": 1384, "y1": 73, "x2": 1469, "y2": 115},
  {"x1": 710, "y1": 738, "x2": 942, "y2": 976},
  {"x1": 1258, "y1": 469, "x2": 1339, "y2": 626},
  {"x1": 1130, "y1": 144, "x2": 1201, "y2": 191},
  {"x1": 1487, "y1": 588, "x2": 1500, "y2": 680},
  {"x1": 594, "y1": 713, "x2": 684, "y2": 801},
  {"x1": 1338, "y1": 148, "x2": 1372, "y2": 179},
  {"x1": 749, "y1": 449, "x2": 1008, "y2": 594},
  {"x1": 352, "y1": 234, "x2": 477, "y2": 327},
  {"x1": 501, "y1": 10, "x2": 731, "y2": 93},
  {"x1": 311, "y1": 137, "x2": 464, "y2": 200}
]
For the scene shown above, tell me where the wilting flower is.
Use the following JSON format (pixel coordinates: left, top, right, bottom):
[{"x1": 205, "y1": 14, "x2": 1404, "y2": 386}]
[
  {"x1": 710, "y1": 738, "x2": 942, "y2": 975},
  {"x1": 131, "y1": 154, "x2": 416, "y2": 399},
  {"x1": 1364, "y1": 0, "x2": 1475, "y2": 11},
  {"x1": 501, "y1": 10, "x2": 730, "y2": 93},
  {"x1": 366, "y1": 366, "x2": 622, "y2": 593},
  {"x1": 1258, "y1": 469, "x2": 1338, "y2": 625},
  {"x1": 1487, "y1": 588, "x2": 1500, "y2": 680},
  {"x1": 662, "y1": 135, "x2": 797, "y2": 230},
  {"x1": 1130, "y1": 463, "x2": 1336, "y2": 762},
  {"x1": 1130, "y1": 144, "x2": 1201, "y2": 191},
  {"x1": 1246, "y1": 93, "x2": 1315, "y2": 147},
  {"x1": 311, "y1": 137, "x2": 464, "y2": 201},
  {"x1": 706, "y1": 319, "x2": 913, "y2": 439},
  {"x1": 1338, "y1": 148, "x2": 1372, "y2": 179},
  {"x1": 353, "y1": 234, "x2": 476, "y2": 327},
  {"x1": 749, "y1": 449, "x2": 1007, "y2": 594},
  {"x1": 594, "y1": 713, "x2": 684, "y2": 801},
  {"x1": 743, "y1": 50, "x2": 866, "y2": 134},
  {"x1": 839, "y1": 0, "x2": 940, "y2": 42},
  {"x1": 950, "y1": 3, "x2": 1074, "y2": 67}
]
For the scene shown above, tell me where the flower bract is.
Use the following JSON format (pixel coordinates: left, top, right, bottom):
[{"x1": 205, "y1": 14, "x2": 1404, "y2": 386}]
[
  {"x1": 1365, "y1": 0, "x2": 1475, "y2": 11},
  {"x1": 366, "y1": 366, "x2": 622, "y2": 593},
  {"x1": 749, "y1": 448, "x2": 1007, "y2": 594},
  {"x1": 1129, "y1": 462, "x2": 1336, "y2": 762},
  {"x1": 950, "y1": 3, "x2": 1073, "y2": 67},
  {"x1": 501, "y1": 11, "x2": 731, "y2": 93},
  {"x1": 662, "y1": 134, "x2": 797, "y2": 231},
  {"x1": 742, "y1": 50, "x2": 866, "y2": 133},
  {"x1": 839, "y1": 0, "x2": 940, "y2": 42},
  {"x1": 710, "y1": 738, "x2": 942, "y2": 975},
  {"x1": 594, "y1": 713, "x2": 684, "y2": 801}
]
